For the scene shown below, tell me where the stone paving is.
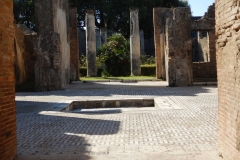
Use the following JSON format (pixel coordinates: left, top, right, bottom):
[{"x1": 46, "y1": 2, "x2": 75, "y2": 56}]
[{"x1": 15, "y1": 81, "x2": 221, "y2": 160}]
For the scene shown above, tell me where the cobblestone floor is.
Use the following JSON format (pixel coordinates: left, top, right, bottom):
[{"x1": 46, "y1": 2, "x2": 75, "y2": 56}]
[{"x1": 15, "y1": 81, "x2": 221, "y2": 160}]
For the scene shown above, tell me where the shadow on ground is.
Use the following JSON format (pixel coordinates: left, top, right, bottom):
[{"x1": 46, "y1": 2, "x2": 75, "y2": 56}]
[{"x1": 15, "y1": 112, "x2": 120, "y2": 160}]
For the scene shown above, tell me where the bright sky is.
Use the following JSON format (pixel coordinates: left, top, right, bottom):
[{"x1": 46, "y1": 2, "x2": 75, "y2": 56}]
[{"x1": 188, "y1": 0, "x2": 215, "y2": 16}]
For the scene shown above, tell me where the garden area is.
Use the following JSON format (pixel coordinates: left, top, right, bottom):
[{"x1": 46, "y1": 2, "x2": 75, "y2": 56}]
[{"x1": 80, "y1": 33, "x2": 156, "y2": 81}]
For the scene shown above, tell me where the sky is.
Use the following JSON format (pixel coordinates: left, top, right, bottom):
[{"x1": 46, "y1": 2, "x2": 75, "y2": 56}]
[{"x1": 188, "y1": 0, "x2": 215, "y2": 16}]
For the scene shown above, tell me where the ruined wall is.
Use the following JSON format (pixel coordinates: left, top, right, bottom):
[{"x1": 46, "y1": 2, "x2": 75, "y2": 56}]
[
  {"x1": 153, "y1": 8, "x2": 173, "y2": 79},
  {"x1": 197, "y1": 31, "x2": 210, "y2": 62},
  {"x1": 35, "y1": 0, "x2": 70, "y2": 91},
  {"x1": 193, "y1": 30, "x2": 217, "y2": 79},
  {"x1": 69, "y1": 7, "x2": 79, "y2": 81},
  {"x1": 165, "y1": 8, "x2": 193, "y2": 86},
  {"x1": 216, "y1": 0, "x2": 240, "y2": 159},
  {"x1": 14, "y1": 24, "x2": 36, "y2": 84},
  {"x1": 192, "y1": 4, "x2": 217, "y2": 80},
  {"x1": 0, "y1": 0, "x2": 17, "y2": 159}
]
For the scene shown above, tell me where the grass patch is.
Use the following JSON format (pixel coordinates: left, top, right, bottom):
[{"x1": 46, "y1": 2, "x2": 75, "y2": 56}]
[{"x1": 80, "y1": 76, "x2": 158, "y2": 81}]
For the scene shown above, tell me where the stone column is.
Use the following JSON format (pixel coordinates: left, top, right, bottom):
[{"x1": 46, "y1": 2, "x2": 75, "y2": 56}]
[
  {"x1": 85, "y1": 9, "x2": 97, "y2": 76},
  {"x1": 100, "y1": 28, "x2": 107, "y2": 46},
  {"x1": 130, "y1": 8, "x2": 141, "y2": 76}
]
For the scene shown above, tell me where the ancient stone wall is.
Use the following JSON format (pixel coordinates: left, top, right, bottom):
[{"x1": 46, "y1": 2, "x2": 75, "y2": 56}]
[
  {"x1": 165, "y1": 8, "x2": 193, "y2": 86},
  {"x1": 192, "y1": 30, "x2": 217, "y2": 79},
  {"x1": 35, "y1": 0, "x2": 70, "y2": 91},
  {"x1": 14, "y1": 24, "x2": 37, "y2": 84},
  {"x1": 0, "y1": 0, "x2": 17, "y2": 159},
  {"x1": 192, "y1": 4, "x2": 217, "y2": 80},
  {"x1": 216, "y1": 0, "x2": 240, "y2": 159},
  {"x1": 69, "y1": 7, "x2": 79, "y2": 81}
]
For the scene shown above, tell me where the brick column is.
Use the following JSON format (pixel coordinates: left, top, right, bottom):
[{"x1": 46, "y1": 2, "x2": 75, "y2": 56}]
[
  {"x1": 69, "y1": 7, "x2": 80, "y2": 81},
  {"x1": 0, "y1": 0, "x2": 17, "y2": 159}
]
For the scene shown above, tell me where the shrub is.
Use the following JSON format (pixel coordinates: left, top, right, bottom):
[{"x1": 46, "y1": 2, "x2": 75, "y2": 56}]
[
  {"x1": 97, "y1": 33, "x2": 130, "y2": 76},
  {"x1": 79, "y1": 53, "x2": 87, "y2": 68},
  {"x1": 80, "y1": 66, "x2": 156, "y2": 77},
  {"x1": 141, "y1": 55, "x2": 155, "y2": 65},
  {"x1": 141, "y1": 65, "x2": 156, "y2": 76},
  {"x1": 80, "y1": 67, "x2": 103, "y2": 77}
]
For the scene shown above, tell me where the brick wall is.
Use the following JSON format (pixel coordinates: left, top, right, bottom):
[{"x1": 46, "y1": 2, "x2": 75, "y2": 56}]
[
  {"x1": 0, "y1": 0, "x2": 17, "y2": 159},
  {"x1": 69, "y1": 7, "x2": 79, "y2": 81},
  {"x1": 216, "y1": 0, "x2": 240, "y2": 159}
]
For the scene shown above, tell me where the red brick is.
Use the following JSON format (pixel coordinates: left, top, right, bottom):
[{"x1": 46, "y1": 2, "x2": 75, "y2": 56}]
[{"x1": 0, "y1": 0, "x2": 17, "y2": 160}]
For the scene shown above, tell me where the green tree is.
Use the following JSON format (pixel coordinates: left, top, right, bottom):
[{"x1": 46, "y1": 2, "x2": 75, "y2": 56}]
[
  {"x1": 14, "y1": 0, "x2": 189, "y2": 37},
  {"x1": 70, "y1": 0, "x2": 189, "y2": 38},
  {"x1": 97, "y1": 33, "x2": 130, "y2": 76},
  {"x1": 14, "y1": 0, "x2": 36, "y2": 30}
]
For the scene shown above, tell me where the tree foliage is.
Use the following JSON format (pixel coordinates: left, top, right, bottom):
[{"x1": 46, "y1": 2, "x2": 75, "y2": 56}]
[
  {"x1": 13, "y1": 0, "x2": 189, "y2": 37},
  {"x1": 97, "y1": 33, "x2": 130, "y2": 76},
  {"x1": 14, "y1": 0, "x2": 36, "y2": 30},
  {"x1": 70, "y1": 0, "x2": 189, "y2": 38}
]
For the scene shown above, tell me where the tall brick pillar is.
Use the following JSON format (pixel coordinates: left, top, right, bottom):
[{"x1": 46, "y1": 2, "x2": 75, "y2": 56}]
[
  {"x1": 216, "y1": 0, "x2": 240, "y2": 159},
  {"x1": 0, "y1": 0, "x2": 17, "y2": 159},
  {"x1": 69, "y1": 7, "x2": 79, "y2": 81}
]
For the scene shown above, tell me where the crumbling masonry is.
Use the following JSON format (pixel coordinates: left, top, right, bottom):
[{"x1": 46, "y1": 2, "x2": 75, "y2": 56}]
[
  {"x1": 14, "y1": 24, "x2": 37, "y2": 84},
  {"x1": 191, "y1": 4, "x2": 216, "y2": 79},
  {"x1": 154, "y1": 7, "x2": 193, "y2": 86},
  {"x1": 154, "y1": 5, "x2": 217, "y2": 85},
  {"x1": 34, "y1": 0, "x2": 70, "y2": 91}
]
